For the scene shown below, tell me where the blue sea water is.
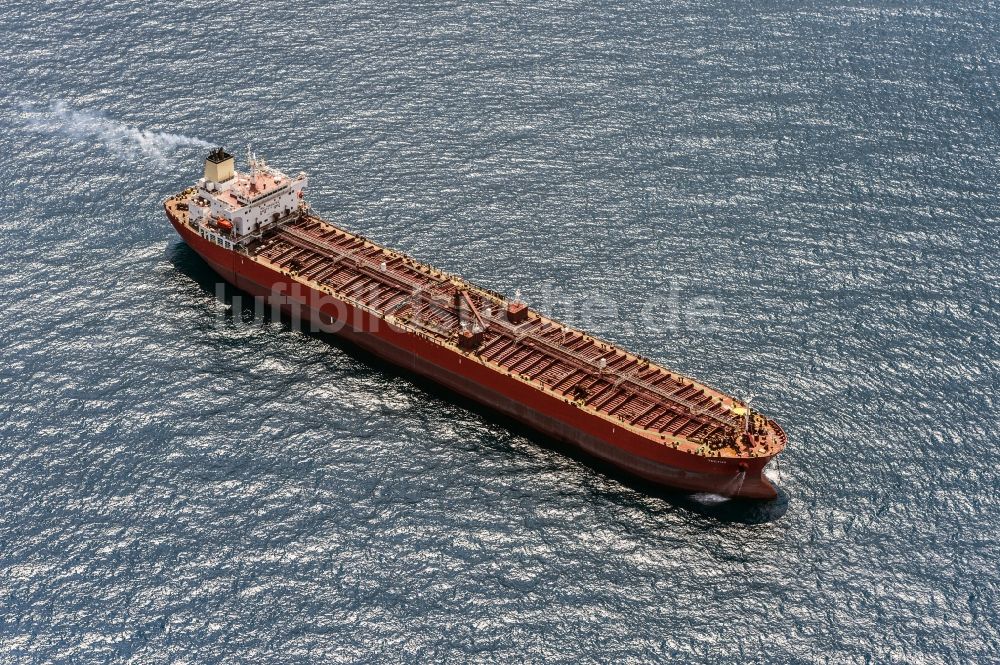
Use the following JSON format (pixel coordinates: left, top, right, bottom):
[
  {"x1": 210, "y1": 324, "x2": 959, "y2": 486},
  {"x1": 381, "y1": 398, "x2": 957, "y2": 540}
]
[{"x1": 1, "y1": 0, "x2": 998, "y2": 662}]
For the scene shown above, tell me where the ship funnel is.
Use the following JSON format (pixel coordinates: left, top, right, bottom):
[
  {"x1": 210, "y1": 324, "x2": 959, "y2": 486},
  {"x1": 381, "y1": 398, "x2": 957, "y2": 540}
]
[{"x1": 204, "y1": 148, "x2": 235, "y2": 184}]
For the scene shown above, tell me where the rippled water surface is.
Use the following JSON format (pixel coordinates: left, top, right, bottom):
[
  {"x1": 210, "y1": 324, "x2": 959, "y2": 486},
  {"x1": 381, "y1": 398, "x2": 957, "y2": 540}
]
[{"x1": 1, "y1": 1, "x2": 998, "y2": 662}]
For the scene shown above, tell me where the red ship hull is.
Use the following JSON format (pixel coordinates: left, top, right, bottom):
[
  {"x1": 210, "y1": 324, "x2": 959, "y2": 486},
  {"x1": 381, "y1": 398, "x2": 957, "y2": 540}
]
[{"x1": 167, "y1": 210, "x2": 779, "y2": 500}]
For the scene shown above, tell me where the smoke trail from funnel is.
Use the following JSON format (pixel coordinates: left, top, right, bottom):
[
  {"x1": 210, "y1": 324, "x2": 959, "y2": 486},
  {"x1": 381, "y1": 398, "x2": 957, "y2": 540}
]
[{"x1": 23, "y1": 101, "x2": 213, "y2": 163}]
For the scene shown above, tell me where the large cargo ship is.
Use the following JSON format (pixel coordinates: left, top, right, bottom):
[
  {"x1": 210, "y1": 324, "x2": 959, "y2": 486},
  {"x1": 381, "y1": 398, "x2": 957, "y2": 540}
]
[{"x1": 164, "y1": 149, "x2": 786, "y2": 499}]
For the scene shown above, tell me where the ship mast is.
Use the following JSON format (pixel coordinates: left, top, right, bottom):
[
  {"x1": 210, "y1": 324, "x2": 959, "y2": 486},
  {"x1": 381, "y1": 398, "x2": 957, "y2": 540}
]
[{"x1": 743, "y1": 393, "x2": 756, "y2": 433}]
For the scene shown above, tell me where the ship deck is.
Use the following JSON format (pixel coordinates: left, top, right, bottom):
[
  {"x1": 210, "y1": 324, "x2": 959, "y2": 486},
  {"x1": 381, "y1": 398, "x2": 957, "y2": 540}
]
[{"x1": 211, "y1": 209, "x2": 786, "y2": 460}]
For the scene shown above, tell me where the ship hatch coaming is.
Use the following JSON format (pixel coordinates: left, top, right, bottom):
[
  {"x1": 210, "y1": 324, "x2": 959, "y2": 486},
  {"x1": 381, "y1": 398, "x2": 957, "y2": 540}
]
[{"x1": 225, "y1": 212, "x2": 778, "y2": 456}]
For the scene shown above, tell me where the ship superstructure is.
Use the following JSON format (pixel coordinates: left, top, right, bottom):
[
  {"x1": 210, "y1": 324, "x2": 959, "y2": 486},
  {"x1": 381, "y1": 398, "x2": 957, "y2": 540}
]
[
  {"x1": 165, "y1": 149, "x2": 786, "y2": 499},
  {"x1": 188, "y1": 147, "x2": 307, "y2": 239}
]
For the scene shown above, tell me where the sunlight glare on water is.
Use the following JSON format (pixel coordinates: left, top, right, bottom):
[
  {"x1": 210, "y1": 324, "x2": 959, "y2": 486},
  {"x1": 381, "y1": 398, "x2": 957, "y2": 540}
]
[{"x1": 0, "y1": 0, "x2": 997, "y2": 662}]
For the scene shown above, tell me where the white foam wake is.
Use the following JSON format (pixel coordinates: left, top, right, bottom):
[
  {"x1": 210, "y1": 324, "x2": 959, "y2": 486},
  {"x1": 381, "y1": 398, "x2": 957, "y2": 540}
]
[
  {"x1": 689, "y1": 492, "x2": 731, "y2": 505},
  {"x1": 23, "y1": 101, "x2": 212, "y2": 163}
]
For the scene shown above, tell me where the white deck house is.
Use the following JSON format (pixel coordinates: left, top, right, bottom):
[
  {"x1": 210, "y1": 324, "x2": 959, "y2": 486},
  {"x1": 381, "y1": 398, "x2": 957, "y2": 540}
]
[{"x1": 188, "y1": 148, "x2": 308, "y2": 239}]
